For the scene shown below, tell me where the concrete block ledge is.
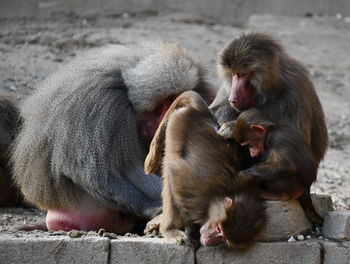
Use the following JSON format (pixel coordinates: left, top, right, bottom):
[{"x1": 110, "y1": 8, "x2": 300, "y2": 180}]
[
  {"x1": 0, "y1": 234, "x2": 109, "y2": 264},
  {"x1": 1, "y1": 234, "x2": 350, "y2": 264},
  {"x1": 110, "y1": 237, "x2": 194, "y2": 264},
  {"x1": 323, "y1": 241, "x2": 350, "y2": 264},
  {"x1": 323, "y1": 211, "x2": 350, "y2": 240},
  {"x1": 197, "y1": 241, "x2": 321, "y2": 264}
]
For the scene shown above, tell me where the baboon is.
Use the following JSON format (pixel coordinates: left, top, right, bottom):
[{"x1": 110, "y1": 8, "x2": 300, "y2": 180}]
[
  {"x1": 0, "y1": 96, "x2": 21, "y2": 206},
  {"x1": 210, "y1": 32, "x2": 328, "y2": 164},
  {"x1": 145, "y1": 91, "x2": 266, "y2": 248},
  {"x1": 12, "y1": 41, "x2": 214, "y2": 233},
  {"x1": 220, "y1": 109, "x2": 323, "y2": 225}
]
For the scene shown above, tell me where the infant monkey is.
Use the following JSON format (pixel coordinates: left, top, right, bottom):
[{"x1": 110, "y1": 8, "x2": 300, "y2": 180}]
[
  {"x1": 219, "y1": 109, "x2": 323, "y2": 225},
  {"x1": 144, "y1": 91, "x2": 266, "y2": 248}
]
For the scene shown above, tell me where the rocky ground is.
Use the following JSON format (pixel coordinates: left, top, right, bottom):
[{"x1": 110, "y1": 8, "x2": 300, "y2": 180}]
[{"x1": 0, "y1": 12, "x2": 349, "y2": 231}]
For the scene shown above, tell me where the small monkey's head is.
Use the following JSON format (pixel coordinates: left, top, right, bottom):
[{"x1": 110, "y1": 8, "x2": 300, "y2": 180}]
[
  {"x1": 234, "y1": 109, "x2": 274, "y2": 158},
  {"x1": 200, "y1": 178, "x2": 266, "y2": 248},
  {"x1": 219, "y1": 191, "x2": 266, "y2": 248},
  {"x1": 218, "y1": 32, "x2": 283, "y2": 110},
  {"x1": 200, "y1": 197, "x2": 235, "y2": 247}
]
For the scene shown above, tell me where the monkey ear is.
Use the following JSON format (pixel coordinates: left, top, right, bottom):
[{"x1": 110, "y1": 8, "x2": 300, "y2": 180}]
[
  {"x1": 250, "y1": 124, "x2": 266, "y2": 134},
  {"x1": 224, "y1": 197, "x2": 234, "y2": 209}
]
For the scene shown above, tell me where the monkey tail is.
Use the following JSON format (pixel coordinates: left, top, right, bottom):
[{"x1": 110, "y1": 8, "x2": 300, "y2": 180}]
[
  {"x1": 144, "y1": 91, "x2": 211, "y2": 174},
  {"x1": 298, "y1": 193, "x2": 323, "y2": 226}
]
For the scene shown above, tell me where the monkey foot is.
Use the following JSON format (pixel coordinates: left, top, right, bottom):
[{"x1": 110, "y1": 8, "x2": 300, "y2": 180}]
[
  {"x1": 46, "y1": 208, "x2": 135, "y2": 234},
  {"x1": 144, "y1": 214, "x2": 162, "y2": 235}
]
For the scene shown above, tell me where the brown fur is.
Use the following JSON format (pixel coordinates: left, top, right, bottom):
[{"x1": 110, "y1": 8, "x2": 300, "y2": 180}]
[
  {"x1": 0, "y1": 96, "x2": 22, "y2": 206},
  {"x1": 232, "y1": 109, "x2": 323, "y2": 225},
  {"x1": 212, "y1": 32, "x2": 328, "y2": 164},
  {"x1": 145, "y1": 91, "x2": 266, "y2": 248}
]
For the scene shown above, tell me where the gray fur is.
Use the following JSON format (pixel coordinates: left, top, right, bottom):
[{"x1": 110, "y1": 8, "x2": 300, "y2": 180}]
[{"x1": 12, "y1": 41, "x2": 207, "y2": 218}]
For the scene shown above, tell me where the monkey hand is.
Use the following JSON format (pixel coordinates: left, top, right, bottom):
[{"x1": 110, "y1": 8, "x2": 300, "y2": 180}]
[
  {"x1": 218, "y1": 121, "x2": 236, "y2": 139},
  {"x1": 144, "y1": 214, "x2": 162, "y2": 235}
]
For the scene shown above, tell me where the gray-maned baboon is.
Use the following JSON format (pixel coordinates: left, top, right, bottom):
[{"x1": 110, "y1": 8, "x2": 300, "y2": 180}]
[{"x1": 12, "y1": 41, "x2": 215, "y2": 233}]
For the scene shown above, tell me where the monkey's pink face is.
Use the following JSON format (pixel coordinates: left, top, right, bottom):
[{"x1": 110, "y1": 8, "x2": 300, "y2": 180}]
[
  {"x1": 200, "y1": 221, "x2": 226, "y2": 246},
  {"x1": 229, "y1": 73, "x2": 256, "y2": 110},
  {"x1": 200, "y1": 197, "x2": 234, "y2": 247},
  {"x1": 137, "y1": 96, "x2": 177, "y2": 146},
  {"x1": 241, "y1": 139, "x2": 264, "y2": 158}
]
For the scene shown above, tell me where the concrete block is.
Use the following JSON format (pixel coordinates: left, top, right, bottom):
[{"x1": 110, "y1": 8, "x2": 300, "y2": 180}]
[
  {"x1": 311, "y1": 194, "x2": 334, "y2": 217},
  {"x1": 196, "y1": 241, "x2": 321, "y2": 264},
  {"x1": 110, "y1": 237, "x2": 194, "y2": 264},
  {"x1": 323, "y1": 210, "x2": 350, "y2": 240},
  {"x1": 323, "y1": 241, "x2": 350, "y2": 264},
  {"x1": 259, "y1": 200, "x2": 312, "y2": 241},
  {"x1": 0, "y1": 234, "x2": 109, "y2": 264}
]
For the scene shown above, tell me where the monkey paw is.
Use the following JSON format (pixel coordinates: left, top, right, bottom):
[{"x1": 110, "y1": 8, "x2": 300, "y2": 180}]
[
  {"x1": 218, "y1": 121, "x2": 235, "y2": 139},
  {"x1": 144, "y1": 214, "x2": 162, "y2": 235},
  {"x1": 163, "y1": 229, "x2": 190, "y2": 246}
]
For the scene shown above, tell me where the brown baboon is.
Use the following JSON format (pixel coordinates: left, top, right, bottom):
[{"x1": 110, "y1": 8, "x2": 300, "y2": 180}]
[
  {"x1": 220, "y1": 109, "x2": 323, "y2": 225},
  {"x1": 210, "y1": 32, "x2": 328, "y2": 164},
  {"x1": 145, "y1": 91, "x2": 266, "y2": 248}
]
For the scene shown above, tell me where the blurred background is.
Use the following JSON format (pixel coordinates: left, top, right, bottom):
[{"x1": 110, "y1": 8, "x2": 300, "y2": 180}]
[
  {"x1": 0, "y1": 0, "x2": 349, "y2": 209},
  {"x1": 2, "y1": 0, "x2": 350, "y2": 23}
]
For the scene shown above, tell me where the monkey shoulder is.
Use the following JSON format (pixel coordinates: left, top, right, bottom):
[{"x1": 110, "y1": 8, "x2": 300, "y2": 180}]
[
  {"x1": 266, "y1": 126, "x2": 308, "y2": 162},
  {"x1": 267, "y1": 126, "x2": 317, "y2": 176}
]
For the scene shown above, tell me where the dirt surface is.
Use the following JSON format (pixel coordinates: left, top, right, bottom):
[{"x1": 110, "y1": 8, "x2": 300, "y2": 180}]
[{"x1": 0, "y1": 12, "x2": 349, "y2": 233}]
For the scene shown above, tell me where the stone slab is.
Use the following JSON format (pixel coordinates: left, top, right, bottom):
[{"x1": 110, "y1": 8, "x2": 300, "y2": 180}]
[
  {"x1": 323, "y1": 210, "x2": 350, "y2": 240},
  {"x1": 324, "y1": 241, "x2": 350, "y2": 264},
  {"x1": 0, "y1": 234, "x2": 109, "y2": 264},
  {"x1": 259, "y1": 200, "x2": 312, "y2": 241},
  {"x1": 6, "y1": 234, "x2": 350, "y2": 264},
  {"x1": 196, "y1": 241, "x2": 321, "y2": 264},
  {"x1": 110, "y1": 237, "x2": 194, "y2": 264}
]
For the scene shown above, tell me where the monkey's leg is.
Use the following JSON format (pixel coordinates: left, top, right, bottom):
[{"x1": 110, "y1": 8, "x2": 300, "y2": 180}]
[
  {"x1": 159, "y1": 171, "x2": 188, "y2": 245},
  {"x1": 45, "y1": 192, "x2": 136, "y2": 234},
  {"x1": 259, "y1": 192, "x2": 290, "y2": 201},
  {"x1": 299, "y1": 192, "x2": 323, "y2": 226},
  {"x1": 258, "y1": 177, "x2": 305, "y2": 201},
  {"x1": 261, "y1": 190, "x2": 323, "y2": 225},
  {"x1": 259, "y1": 178, "x2": 323, "y2": 225},
  {"x1": 145, "y1": 91, "x2": 212, "y2": 174}
]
